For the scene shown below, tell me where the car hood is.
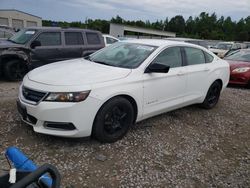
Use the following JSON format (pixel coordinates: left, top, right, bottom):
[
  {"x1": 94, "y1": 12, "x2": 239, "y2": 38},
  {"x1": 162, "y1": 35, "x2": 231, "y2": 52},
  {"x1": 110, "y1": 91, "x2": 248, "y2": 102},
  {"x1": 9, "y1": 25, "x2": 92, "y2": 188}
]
[
  {"x1": 0, "y1": 39, "x2": 24, "y2": 48},
  {"x1": 226, "y1": 60, "x2": 250, "y2": 71},
  {"x1": 27, "y1": 58, "x2": 132, "y2": 86}
]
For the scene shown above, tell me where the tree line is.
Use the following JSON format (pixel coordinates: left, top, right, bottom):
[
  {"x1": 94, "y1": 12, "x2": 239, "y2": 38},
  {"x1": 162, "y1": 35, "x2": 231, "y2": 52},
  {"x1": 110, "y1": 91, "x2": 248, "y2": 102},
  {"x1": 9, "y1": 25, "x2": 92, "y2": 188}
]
[{"x1": 42, "y1": 12, "x2": 250, "y2": 41}]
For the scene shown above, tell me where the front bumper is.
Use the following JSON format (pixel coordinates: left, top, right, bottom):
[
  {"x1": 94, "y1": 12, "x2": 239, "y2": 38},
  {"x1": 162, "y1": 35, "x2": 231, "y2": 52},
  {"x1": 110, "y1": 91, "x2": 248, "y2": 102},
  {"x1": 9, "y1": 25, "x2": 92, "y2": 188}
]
[{"x1": 17, "y1": 90, "x2": 102, "y2": 138}]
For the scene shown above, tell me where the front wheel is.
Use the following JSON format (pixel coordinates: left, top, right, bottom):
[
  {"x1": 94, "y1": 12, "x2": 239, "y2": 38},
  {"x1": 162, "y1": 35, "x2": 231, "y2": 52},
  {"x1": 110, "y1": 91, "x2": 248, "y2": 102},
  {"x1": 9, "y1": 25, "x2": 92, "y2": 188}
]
[
  {"x1": 92, "y1": 97, "x2": 134, "y2": 143},
  {"x1": 200, "y1": 81, "x2": 222, "y2": 109},
  {"x1": 4, "y1": 59, "x2": 28, "y2": 81}
]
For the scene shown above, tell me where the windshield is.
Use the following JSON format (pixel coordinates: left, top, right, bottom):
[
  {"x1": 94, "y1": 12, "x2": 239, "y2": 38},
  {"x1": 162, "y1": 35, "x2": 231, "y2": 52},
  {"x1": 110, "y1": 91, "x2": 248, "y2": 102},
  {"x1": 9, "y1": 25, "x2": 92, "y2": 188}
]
[
  {"x1": 9, "y1": 29, "x2": 36, "y2": 44},
  {"x1": 215, "y1": 43, "x2": 232, "y2": 50},
  {"x1": 224, "y1": 50, "x2": 250, "y2": 62},
  {"x1": 89, "y1": 42, "x2": 157, "y2": 68}
]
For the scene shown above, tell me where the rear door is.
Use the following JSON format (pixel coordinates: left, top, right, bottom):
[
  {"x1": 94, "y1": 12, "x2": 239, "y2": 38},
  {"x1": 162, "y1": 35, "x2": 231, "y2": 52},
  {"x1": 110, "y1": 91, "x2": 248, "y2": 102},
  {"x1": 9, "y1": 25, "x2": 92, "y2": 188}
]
[
  {"x1": 83, "y1": 32, "x2": 104, "y2": 56},
  {"x1": 61, "y1": 31, "x2": 85, "y2": 59},
  {"x1": 183, "y1": 47, "x2": 211, "y2": 101},
  {"x1": 30, "y1": 31, "x2": 63, "y2": 68}
]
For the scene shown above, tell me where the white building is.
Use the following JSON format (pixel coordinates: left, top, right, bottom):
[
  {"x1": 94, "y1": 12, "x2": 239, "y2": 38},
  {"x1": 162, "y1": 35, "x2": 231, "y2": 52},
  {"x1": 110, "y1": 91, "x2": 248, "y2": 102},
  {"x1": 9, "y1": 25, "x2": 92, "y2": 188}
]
[
  {"x1": 0, "y1": 9, "x2": 42, "y2": 29},
  {"x1": 110, "y1": 23, "x2": 176, "y2": 39}
]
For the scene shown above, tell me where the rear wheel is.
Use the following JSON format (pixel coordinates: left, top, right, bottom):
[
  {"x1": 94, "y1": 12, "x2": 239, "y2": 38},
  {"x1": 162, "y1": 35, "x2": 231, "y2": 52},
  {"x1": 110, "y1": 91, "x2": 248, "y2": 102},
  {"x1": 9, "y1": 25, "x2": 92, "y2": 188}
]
[
  {"x1": 92, "y1": 97, "x2": 134, "y2": 143},
  {"x1": 200, "y1": 81, "x2": 222, "y2": 109},
  {"x1": 4, "y1": 59, "x2": 28, "y2": 81}
]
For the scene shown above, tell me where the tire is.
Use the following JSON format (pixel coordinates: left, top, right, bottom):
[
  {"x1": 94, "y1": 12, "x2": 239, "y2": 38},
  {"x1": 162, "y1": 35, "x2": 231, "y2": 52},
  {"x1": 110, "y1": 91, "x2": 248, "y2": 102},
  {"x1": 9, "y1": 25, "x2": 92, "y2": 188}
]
[
  {"x1": 200, "y1": 81, "x2": 222, "y2": 109},
  {"x1": 92, "y1": 97, "x2": 134, "y2": 143},
  {"x1": 4, "y1": 59, "x2": 28, "y2": 81}
]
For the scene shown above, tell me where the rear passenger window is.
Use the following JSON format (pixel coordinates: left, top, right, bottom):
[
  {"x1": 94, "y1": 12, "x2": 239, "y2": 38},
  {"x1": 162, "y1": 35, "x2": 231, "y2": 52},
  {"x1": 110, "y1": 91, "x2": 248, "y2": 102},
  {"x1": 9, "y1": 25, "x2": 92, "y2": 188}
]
[
  {"x1": 65, "y1": 32, "x2": 83, "y2": 45},
  {"x1": 36, "y1": 32, "x2": 61, "y2": 46},
  {"x1": 204, "y1": 52, "x2": 214, "y2": 63},
  {"x1": 185, "y1": 47, "x2": 205, "y2": 65},
  {"x1": 152, "y1": 47, "x2": 182, "y2": 68},
  {"x1": 86, "y1": 32, "x2": 100, "y2": 45}
]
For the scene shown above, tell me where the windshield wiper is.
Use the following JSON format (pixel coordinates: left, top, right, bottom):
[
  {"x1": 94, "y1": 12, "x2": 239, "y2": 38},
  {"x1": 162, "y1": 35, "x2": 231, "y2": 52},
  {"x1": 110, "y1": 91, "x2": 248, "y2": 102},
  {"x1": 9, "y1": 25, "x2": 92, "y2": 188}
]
[{"x1": 93, "y1": 60, "x2": 113, "y2": 66}]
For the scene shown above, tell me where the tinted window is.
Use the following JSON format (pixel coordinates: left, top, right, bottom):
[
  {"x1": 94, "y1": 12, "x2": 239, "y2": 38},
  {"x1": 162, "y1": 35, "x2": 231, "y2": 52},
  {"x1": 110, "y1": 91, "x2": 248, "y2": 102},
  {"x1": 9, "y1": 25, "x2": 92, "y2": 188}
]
[
  {"x1": 86, "y1": 32, "x2": 100, "y2": 45},
  {"x1": 152, "y1": 47, "x2": 182, "y2": 68},
  {"x1": 36, "y1": 32, "x2": 61, "y2": 46},
  {"x1": 65, "y1": 32, "x2": 83, "y2": 45},
  {"x1": 106, "y1": 37, "x2": 118, "y2": 44},
  {"x1": 204, "y1": 52, "x2": 214, "y2": 63},
  {"x1": 185, "y1": 47, "x2": 205, "y2": 65}
]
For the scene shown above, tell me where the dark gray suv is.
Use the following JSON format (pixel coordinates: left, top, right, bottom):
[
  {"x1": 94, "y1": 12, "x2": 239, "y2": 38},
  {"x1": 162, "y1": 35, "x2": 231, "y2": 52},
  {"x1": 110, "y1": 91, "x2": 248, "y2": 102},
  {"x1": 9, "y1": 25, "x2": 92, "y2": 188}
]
[{"x1": 0, "y1": 27, "x2": 105, "y2": 81}]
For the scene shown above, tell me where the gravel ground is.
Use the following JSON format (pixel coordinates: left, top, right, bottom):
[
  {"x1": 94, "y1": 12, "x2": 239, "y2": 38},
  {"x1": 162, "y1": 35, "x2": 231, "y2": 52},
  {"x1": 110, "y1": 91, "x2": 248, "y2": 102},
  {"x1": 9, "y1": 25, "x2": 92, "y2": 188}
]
[{"x1": 0, "y1": 81, "x2": 249, "y2": 188}]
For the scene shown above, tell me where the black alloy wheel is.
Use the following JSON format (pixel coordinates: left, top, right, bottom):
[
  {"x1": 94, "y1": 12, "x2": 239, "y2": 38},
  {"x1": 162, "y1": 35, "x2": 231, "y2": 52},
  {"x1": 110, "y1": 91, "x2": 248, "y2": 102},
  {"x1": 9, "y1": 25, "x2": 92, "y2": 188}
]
[
  {"x1": 93, "y1": 97, "x2": 134, "y2": 143},
  {"x1": 200, "y1": 81, "x2": 222, "y2": 109}
]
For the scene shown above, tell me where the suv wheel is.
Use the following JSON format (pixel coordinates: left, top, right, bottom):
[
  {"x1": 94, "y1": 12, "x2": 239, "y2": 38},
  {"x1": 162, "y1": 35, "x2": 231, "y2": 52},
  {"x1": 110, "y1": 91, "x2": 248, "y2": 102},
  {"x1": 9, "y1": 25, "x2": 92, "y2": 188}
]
[
  {"x1": 200, "y1": 81, "x2": 222, "y2": 109},
  {"x1": 4, "y1": 59, "x2": 28, "y2": 81},
  {"x1": 93, "y1": 97, "x2": 134, "y2": 143}
]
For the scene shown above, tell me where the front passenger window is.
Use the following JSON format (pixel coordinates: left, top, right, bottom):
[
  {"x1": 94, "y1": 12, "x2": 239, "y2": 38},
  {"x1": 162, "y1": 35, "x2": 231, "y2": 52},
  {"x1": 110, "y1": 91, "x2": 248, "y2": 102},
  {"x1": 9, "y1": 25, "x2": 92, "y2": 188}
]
[
  {"x1": 151, "y1": 47, "x2": 182, "y2": 68},
  {"x1": 35, "y1": 32, "x2": 61, "y2": 46}
]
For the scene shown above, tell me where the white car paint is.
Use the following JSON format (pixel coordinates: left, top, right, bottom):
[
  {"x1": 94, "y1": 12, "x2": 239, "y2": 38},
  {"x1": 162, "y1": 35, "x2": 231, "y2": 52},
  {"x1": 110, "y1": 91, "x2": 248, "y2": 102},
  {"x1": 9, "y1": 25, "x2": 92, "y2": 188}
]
[{"x1": 18, "y1": 40, "x2": 230, "y2": 138}]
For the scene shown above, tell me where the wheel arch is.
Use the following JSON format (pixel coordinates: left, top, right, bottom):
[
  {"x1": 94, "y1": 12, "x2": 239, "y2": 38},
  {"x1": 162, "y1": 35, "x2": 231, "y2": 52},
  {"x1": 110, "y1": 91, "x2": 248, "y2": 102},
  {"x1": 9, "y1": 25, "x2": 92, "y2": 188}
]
[
  {"x1": 94, "y1": 94, "x2": 139, "y2": 125},
  {"x1": 214, "y1": 79, "x2": 223, "y2": 90}
]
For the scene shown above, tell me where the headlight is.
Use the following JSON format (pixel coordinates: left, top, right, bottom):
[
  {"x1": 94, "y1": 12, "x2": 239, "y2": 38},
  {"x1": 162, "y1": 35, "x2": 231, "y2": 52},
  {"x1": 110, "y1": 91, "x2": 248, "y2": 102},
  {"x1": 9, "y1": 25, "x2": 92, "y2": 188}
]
[
  {"x1": 44, "y1": 91, "x2": 90, "y2": 102},
  {"x1": 232, "y1": 67, "x2": 250, "y2": 73}
]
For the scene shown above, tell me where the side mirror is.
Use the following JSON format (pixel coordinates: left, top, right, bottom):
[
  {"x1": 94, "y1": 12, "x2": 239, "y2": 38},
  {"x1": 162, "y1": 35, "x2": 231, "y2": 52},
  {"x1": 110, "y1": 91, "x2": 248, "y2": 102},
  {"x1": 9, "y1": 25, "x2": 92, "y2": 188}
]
[
  {"x1": 30, "y1": 40, "x2": 41, "y2": 49},
  {"x1": 145, "y1": 63, "x2": 170, "y2": 73}
]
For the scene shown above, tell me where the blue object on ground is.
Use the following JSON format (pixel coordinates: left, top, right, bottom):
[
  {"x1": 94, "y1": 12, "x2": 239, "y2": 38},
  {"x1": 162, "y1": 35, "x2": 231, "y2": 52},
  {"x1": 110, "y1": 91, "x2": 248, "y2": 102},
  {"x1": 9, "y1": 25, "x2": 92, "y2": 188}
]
[{"x1": 5, "y1": 146, "x2": 52, "y2": 187}]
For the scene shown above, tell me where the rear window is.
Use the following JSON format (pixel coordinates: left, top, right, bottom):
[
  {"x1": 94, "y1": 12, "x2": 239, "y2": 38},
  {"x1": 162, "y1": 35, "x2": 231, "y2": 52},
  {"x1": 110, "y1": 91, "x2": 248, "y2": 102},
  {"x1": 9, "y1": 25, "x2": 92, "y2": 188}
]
[
  {"x1": 86, "y1": 32, "x2": 101, "y2": 45},
  {"x1": 185, "y1": 47, "x2": 206, "y2": 65},
  {"x1": 204, "y1": 52, "x2": 214, "y2": 63},
  {"x1": 65, "y1": 32, "x2": 83, "y2": 45}
]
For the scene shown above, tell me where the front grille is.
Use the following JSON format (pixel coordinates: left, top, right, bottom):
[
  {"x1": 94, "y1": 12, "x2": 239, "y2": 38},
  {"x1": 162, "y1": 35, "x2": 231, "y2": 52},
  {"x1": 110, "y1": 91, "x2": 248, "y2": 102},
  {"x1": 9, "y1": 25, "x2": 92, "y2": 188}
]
[{"x1": 22, "y1": 87, "x2": 47, "y2": 103}]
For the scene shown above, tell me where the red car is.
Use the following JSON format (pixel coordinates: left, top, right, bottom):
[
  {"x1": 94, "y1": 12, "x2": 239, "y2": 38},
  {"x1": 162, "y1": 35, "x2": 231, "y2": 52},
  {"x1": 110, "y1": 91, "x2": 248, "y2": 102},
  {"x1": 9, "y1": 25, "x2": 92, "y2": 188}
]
[{"x1": 224, "y1": 49, "x2": 250, "y2": 88}]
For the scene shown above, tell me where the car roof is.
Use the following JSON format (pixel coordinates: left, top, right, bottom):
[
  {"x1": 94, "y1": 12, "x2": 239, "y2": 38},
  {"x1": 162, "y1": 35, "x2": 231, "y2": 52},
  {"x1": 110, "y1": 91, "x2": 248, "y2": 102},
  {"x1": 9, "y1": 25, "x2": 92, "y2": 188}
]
[
  {"x1": 166, "y1": 37, "x2": 204, "y2": 42},
  {"x1": 25, "y1": 27, "x2": 100, "y2": 33},
  {"x1": 120, "y1": 39, "x2": 202, "y2": 48}
]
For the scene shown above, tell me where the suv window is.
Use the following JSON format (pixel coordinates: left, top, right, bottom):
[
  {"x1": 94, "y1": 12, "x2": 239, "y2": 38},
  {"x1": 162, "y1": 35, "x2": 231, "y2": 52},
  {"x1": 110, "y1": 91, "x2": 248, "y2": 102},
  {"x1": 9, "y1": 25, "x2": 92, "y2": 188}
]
[
  {"x1": 36, "y1": 32, "x2": 61, "y2": 46},
  {"x1": 86, "y1": 32, "x2": 100, "y2": 45},
  {"x1": 185, "y1": 47, "x2": 205, "y2": 65},
  {"x1": 65, "y1": 32, "x2": 83, "y2": 45},
  {"x1": 152, "y1": 47, "x2": 182, "y2": 68},
  {"x1": 106, "y1": 37, "x2": 118, "y2": 44},
  {"x1": 204, "y1": 52, "x2": 214, "y2": 63}
]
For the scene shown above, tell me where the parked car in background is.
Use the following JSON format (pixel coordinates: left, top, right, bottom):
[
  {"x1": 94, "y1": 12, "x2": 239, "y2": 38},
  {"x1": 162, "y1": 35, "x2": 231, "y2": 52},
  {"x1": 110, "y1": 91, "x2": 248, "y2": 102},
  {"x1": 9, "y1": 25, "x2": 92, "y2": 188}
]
[
  {"x1": 166, "y1": 37, "x2": 208, "y2": 48},
  {"x1": 244, "y1": 42, "x2": 250, "y2": 48},
  {"x1": 103, "y1": 34, "x2": 119, "y2": 46},
  {"x1": 0, "y1": 27, "x2": 105, "y2": 81},
  {"x1": 224, "y1": 49, "x2": 250, "y2": 88},
  {"x1": 0, "y1": 28, "x2": 15, "y2": 39},
  {"x1": 209, "y1": 42, "x2": 243, "y2": 58},
  {"x1": 17, "y1": 40, "x2": 229, "y2": 143}
]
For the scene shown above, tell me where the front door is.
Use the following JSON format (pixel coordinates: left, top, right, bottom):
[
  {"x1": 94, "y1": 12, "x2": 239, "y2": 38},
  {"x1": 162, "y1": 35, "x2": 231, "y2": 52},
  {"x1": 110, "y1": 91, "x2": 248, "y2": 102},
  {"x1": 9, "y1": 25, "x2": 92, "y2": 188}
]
[
  {"x1": 30, "y1": 31, "x2": 63, "y2": 68},
  {"x1": 143, "y1": 47, "x2": 187, "y2": 118}
]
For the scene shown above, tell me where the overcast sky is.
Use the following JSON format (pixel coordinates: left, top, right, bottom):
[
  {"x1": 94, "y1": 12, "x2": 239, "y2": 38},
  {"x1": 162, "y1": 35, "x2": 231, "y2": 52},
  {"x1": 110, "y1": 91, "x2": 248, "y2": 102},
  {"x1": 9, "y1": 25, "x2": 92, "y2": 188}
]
[{"x1": 1, "y1": 0, "x2": 250, "y2": 22}]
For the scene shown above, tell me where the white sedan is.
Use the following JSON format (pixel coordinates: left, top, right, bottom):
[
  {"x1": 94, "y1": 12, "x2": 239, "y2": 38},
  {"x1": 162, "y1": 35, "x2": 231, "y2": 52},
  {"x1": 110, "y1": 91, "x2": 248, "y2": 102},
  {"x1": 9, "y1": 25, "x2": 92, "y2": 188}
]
[{"x1": 17, "y1": 40, "x2": 230, "y2": 142}]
